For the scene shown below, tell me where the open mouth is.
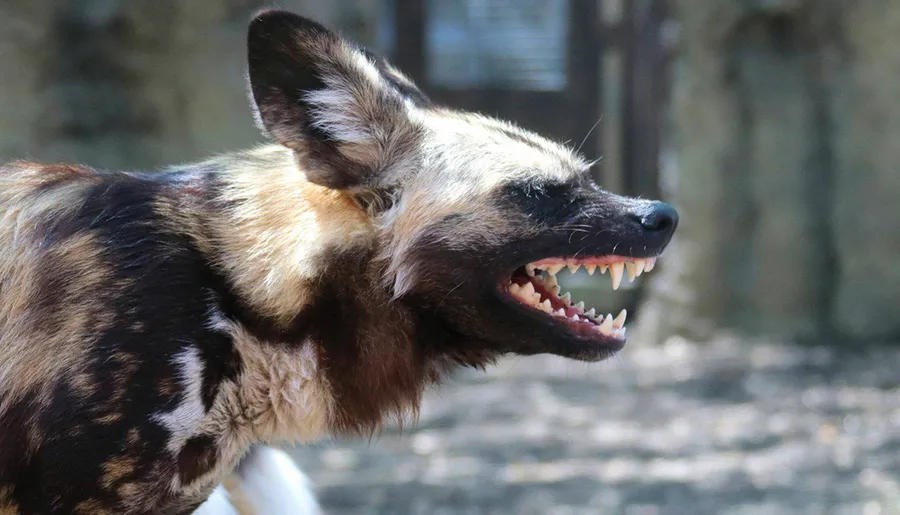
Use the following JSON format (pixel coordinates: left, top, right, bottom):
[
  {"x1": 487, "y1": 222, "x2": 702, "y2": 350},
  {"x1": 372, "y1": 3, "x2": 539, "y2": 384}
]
[{"x1": 500, "y1": 256, "x2": 658, "y2": 344}]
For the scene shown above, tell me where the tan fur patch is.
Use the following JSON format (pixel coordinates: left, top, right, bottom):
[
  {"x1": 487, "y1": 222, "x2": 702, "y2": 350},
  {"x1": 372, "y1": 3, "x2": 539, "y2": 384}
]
[
  {"x1": 209, "y1": 322, "x2": 332, "y2": 447},
  {"x1": 101, "y1": 456, "x2": 136, "y2": 489},
  {"x1": 125, "y1": 428, "x2": 141, "y2": 448},
  {"x1": 74, "y1": 499, "x2": 112, "y2": 515},
  {"x1": 0, "y1": 485, "x2": 17, "y2": 515},
  {"x1": 94, "y1": 412, "x2": 123, "y2": 425},
  {"x1": 0, "y1": 162, "x2": 117, "y2": 414},
  {"x1": 205, "y1": 146, "x2": 373, "y2": 325}
]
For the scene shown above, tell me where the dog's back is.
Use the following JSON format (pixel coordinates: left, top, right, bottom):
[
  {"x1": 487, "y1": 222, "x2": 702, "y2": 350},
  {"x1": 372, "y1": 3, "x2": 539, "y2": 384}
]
[{"x1": 0, "y1": 162, "x2": 240, "y2": 513}]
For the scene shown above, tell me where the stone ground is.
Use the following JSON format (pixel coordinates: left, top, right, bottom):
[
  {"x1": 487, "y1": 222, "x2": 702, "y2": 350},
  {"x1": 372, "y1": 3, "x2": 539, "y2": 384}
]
[{"x1": 287, "y1": 335, "x2": 900, "y2": 515}]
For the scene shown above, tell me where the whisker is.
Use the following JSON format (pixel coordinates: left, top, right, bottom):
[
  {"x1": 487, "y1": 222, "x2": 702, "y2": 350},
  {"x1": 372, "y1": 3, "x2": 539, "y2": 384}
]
[
  {"x1": 435, "y1": 281, "x2": 465, "y2": 311},
  {"x1": 576, "y1": 115, "x2": 603, "y2": 154}
]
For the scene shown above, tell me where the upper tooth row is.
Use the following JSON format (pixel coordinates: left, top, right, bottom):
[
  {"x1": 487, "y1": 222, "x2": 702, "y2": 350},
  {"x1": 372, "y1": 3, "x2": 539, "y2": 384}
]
[{"x1": 526, "y1": 257, "x2": 656, "y2": 291}]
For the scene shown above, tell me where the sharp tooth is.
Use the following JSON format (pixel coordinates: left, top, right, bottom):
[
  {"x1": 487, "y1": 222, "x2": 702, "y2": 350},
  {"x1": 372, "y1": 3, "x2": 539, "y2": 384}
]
[
  {"x1": 546, "y1": 276, "x2": 559, "y2": 295},
  {"x1": 598, "y1": 314, "x2": 614, "y2": 334},
  {"x1": 560, "y1": 292, "x2": 572, "y2": 304},
  {"x1": 521, "y1": 281, "x2": 535, "y2": 299},
  {"x1": 509, "y1": 283, "x2": 521, "y2": 294},
  {"x1": 570, "y1": 313, "x2": 580, "y2": 321},
  {"x1": 613, "y1": 309, "x2": 627, "y2": 329},
  {"x1": 644, "y1": 258, "x2": 656, "y2": 272},
  {"x1": 585, "y1": 264, "x2": 596, "y2": 275},
  {"x1": 546, "y1": 264, "x2": 564, "y2": 276},
  {"x1": 625, "y1": 260, "x2": 645, "y2": 281},
  {"x1": 599, "y1": 264, "x2": 608, "y2": 274},
  {"x1": 585, "y1": 308, "x2": 596, "y2": 318},
  {"x1": 574, "y1": 301, "x2": 585, "y2": 313},
  {"x1": 554, "y1": 308, "x2": 566, "y2": 317},
  {"x1": 610, "y1": 263, "x2": 624, "y2": 290},
  {"x1": 512, "y1": 286, "x2": 534, "y2": 304},
  {"x1": 525, "y1": 264, "x2": 536, "y2": 277},
  {"x1": 539, "y1": 299, "x2": 552, "y2": 313},
  {"x1": 567, "y1": 263, "x2": 581, "y2": 274}
]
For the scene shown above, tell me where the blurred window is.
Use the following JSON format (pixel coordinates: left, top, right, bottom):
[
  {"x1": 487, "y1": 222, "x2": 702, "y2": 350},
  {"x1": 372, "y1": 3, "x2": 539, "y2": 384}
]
[{"x1": 422, "y1": 0, "x2": 569, "y2": 91}]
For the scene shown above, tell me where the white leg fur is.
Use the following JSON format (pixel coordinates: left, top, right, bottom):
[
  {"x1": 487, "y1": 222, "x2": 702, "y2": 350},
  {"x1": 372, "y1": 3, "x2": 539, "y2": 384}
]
[{"x1": 193, "y1": 446, "x2": 322, "y2": 515}]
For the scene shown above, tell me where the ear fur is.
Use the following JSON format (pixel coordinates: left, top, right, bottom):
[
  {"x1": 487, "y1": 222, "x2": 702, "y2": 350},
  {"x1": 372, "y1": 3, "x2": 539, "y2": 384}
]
[{"x1": 246, "y1": 10, "x2": 428, "y2": 189}]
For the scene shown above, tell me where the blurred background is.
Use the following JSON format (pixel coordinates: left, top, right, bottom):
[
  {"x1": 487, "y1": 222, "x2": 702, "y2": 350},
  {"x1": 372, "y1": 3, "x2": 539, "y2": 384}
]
[{"x1": 3, "y1": 1, "x2": 900, "y2": 513}]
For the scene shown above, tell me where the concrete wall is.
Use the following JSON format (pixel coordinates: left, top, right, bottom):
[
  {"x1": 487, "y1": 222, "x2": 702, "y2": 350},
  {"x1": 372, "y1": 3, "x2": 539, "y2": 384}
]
[
  {"x1": 0, "y1": 0, "x2": 379, "y2": 169},
  {"x1": 639, "y1": 0, "x2": 900, "y2": 344}
]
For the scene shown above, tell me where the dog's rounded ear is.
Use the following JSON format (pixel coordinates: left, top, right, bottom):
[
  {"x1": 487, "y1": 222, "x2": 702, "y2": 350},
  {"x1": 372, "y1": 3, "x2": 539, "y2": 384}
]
[{"x1": 246, "y1": 10, "x2": 429, "y2": 190}]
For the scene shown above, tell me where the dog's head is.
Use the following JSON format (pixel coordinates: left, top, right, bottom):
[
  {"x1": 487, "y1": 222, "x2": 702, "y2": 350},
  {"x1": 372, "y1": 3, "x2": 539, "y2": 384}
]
[{"x1": 246, "y1": 11, "x2": 677, "y2": 365}]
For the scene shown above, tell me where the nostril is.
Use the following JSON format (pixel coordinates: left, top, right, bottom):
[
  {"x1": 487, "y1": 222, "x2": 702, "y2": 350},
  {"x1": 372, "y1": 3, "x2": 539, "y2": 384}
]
[{"x1": 639, "y1": 202, "x2": 679, "y2": 233}]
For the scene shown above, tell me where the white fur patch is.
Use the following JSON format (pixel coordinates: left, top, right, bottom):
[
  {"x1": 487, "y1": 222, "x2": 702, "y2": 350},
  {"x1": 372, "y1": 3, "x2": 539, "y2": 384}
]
[
  {"x1": 152, "y1": 346, "x2": 207, "y2": 453},
  {"x1": 206, "y1": 304, "x2": 231, "y2": 335}
]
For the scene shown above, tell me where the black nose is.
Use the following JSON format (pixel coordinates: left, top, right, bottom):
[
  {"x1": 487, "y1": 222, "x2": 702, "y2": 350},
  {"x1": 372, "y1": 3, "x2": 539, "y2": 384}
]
[{"x1": 638, "y1": 201, "x2": 679, "y2": 234}]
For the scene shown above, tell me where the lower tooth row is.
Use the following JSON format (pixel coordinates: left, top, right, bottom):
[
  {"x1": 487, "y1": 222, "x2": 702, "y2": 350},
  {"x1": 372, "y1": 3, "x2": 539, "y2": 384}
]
[{"x1": 510, "y1": 282, "x2": 627, "y2": 333}]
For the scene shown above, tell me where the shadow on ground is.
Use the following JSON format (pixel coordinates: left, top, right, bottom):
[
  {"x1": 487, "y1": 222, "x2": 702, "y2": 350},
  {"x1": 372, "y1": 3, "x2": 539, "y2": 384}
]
[{"x1": 287, "y1": 335, "x2": 900, "y2": 515}]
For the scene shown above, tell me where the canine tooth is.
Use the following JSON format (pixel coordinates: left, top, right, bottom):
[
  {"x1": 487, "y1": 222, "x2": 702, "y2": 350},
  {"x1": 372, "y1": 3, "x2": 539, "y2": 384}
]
[
  {"x1": 567, "y1": 263, "x2": 581, "y2": 274},
  {"x1": 585, "y1": 308, "x2": 596, "y2": 318},
  {"x1": 644, "y1": 258, "x2": 656, "y2": 272},
  {"x1": 526, "y1": 264, "x2": 536, "y2": 277},
  {"x1": 546, "y1": 275, "x2": 560, "y2": 296},
  {"x1": 585, "y1": 264, "x2": 596, "y2": 275},
  {"x1": 546, "y1": 264, "x2": 564, "y2": 276},
  {"x1": 574, "y1": 301, "x2": 585, "y2": 312},
  {"x1": 554, "y1": 308, "x2": 566, "y2": 317},
  {"x1": 598, "y1": 314, "x2": 614, "y2": 334},
  {"x1": 610, "y1": 263, "x2": 624, "y2": 290},
  {"x1": 599, "y1": 264, "x2": 609, "y2": 274},
  {"x1": 612, "y1": 309, "x2": 627, "y2": 329},
  {"x1": 509, "y1": 283, "x2": 521, "y2": 293},
  {"x1": 539, "y1": 299, "x2": 552, "y2": 313},
  {"x1": 625, "y1": 260, "x2": 645, "y2": 281},
  {"x1": 561, "y1": 292, "x2": 572, "y2": 304},
  {"x1": 570, "y1": 313, "x2": 580, "y2": 321}
]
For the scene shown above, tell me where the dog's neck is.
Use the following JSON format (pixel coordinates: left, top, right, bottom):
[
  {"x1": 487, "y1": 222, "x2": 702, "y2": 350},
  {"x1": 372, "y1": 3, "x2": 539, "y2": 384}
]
[{"x1": 180, "y1": 146, "x2": 443, "y2": 442}]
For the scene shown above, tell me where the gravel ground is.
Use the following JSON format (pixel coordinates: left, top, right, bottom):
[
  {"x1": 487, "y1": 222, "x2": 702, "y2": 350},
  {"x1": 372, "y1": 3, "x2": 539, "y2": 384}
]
[{"x1": 287, "y1": 335, "x2": 900, "y2": 515}]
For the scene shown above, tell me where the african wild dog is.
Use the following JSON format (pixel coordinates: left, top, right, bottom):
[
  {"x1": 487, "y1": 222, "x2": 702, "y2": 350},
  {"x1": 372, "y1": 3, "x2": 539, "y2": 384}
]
[{"x1": 0, "y1": 10, "x2": 678, "y2": 515}]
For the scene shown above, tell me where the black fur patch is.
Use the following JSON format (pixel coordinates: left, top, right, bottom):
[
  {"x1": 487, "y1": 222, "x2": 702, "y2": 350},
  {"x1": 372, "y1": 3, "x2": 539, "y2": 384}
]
[
  {"x1": 5, "y1": 173, "x2": 243, "y2": 512},
  {"x1": 177, "y1": 435, "x2": 218, "y2": 485}
]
